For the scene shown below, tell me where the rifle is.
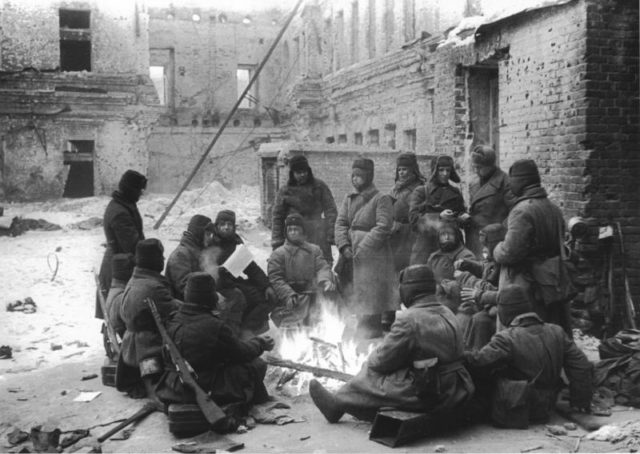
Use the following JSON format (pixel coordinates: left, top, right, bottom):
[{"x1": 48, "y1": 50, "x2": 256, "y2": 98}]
[
  {"x1": 146, "y1": 298, "x2": 226, "y2": 427},
  {"x1": 97, "y1": 401, "x2": 162, "y2": 442},
  {"x1": 94, "y1": 272, "x2": 120, "y2": 357}
]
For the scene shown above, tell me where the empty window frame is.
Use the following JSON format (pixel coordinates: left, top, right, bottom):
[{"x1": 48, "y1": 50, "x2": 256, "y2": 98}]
[
  {"x1": 354, "y1": 132, "x2": 363, "y2": 145},
  {"x1": 404, "y1": 129, "x2": 416, "y2": 151},
  {"x1": 59, "y1": 9, "x2": 91, "y2": 72},
  {"x1": 149, "y1": 66, "x2": 167, "y2": 105},
  {"x1": 237, "y1": 66, "x2": 256, "y2": 109},
  {"x1": 368, "y1": 129, "x2": 379, "y2": 146}
]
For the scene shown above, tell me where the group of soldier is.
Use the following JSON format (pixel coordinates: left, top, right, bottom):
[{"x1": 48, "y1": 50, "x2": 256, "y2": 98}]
[{"x1": 95, "y1": 146, "x2": 594, "y2": 434}]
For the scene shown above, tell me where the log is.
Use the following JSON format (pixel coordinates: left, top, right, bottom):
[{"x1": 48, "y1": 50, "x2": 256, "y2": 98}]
[{"x1": 264, "y1": 355, "x2": 354, "y2": 382}]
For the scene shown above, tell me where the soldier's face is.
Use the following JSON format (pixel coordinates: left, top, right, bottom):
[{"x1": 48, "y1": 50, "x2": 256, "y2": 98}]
[
  {"x1": 286, "y1": 225, "x2": 305, "y2": 243},
  {"x1": 439, "y1": 230, "x2": 457, "y2": 251},
  {"x1": 397, "y1": 166, "x2": 411, "y2": 181},
  {"x1": 217, "y1": 220, "x2": 235, "y2": 238},
  {"x1": 472, "y1": 163, "x2": 493, "y2": 179},
  {"x1": 293, "y1": 170, "x2": 309, "y2": 184},
  {"x1": 437, "y1": 166, "x2": 451, "y2": 184},
  {"x1": 352, "y1": 174, "x2": 366, "y2": 190}
]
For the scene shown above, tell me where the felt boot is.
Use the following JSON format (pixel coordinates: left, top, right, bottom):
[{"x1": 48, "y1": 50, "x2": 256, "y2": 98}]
[{"x1": 309, "y1": 379, "x2": 344, "y2": 423}]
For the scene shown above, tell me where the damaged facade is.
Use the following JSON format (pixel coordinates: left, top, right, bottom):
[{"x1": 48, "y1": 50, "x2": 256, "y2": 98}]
[
  {"x1": 263, "y1": 0, "x2": 638, "y2": 328},
  {"x1": 146, "y1": 6, "x2": 290, "y2": 192},
  {"x1": 0, "y1": 0, "x2": 160, "y2": 200}
]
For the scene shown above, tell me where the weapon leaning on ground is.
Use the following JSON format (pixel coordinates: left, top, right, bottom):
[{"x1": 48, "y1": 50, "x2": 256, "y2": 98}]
[
  {"x1": 94, "y1": 272, "x2": 120, "y2": 357},
  {"x1": 146, "y1": 298, "x2": 227, "y2": 427}
]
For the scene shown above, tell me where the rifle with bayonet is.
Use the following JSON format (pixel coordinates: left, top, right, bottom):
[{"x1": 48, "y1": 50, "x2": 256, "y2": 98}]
[
  {"x1": 94, "y1": 272, "x2": 120, "y2": 358},
  {"x1": 146, "y1": 298, "x2": 227, "y2": 428}
]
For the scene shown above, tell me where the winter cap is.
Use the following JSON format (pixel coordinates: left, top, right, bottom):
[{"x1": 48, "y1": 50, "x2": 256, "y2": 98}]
[
  {"x1": 396, "y1": 152, "x2": 418, "y2": 169},
  {"x1": 111, "y1": 253, "x2": 135, "y2": 282},
  {"x1": 352, "y1": 158, "x2": 375, "y2": 186},
  {"x1": 135, "y1": 238, "x2": 164, "y2": 272},
  {"x1": 119, "y1": 170, "x2": 147, "y2": 192},
  {"x1": 479, "y1": 223, "x2": 507, "y2": 247},
  {"x1": 509, "y1": 159, "x2": 541, "y2": 196},
  {"x1": 471, "y1": 145, "x2": 497, "y2": 167},
  {"x1": 215, "y1": 210, "x2": 236, "y2": 225},
  {"x1": 430, "y1": 155, "x2": 460, "y2": 183},
  {"x1": 285, "y1": 213, "x2": 305, "y2": 230},
  {"x1": 568, "y1": 216, "x2": 587, "y2": 238},
  {"x1": 289, "y1": 155, "x2": 310, "y2": 172},
  {"x1": 399, "y1": 264, "x2": 436, "y2": 305},
  {"x1": 497, "y1": 284, "x2": 533, "y2": 326},
  {"x1": 187, "y1": 214, "x2": 212, "y2": 241},
  {"x1": 184, "y1": 272, "x2": 218, "y2": 308}
]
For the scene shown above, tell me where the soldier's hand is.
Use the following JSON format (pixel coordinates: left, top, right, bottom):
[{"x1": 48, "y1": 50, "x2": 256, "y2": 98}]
[
  {"x1": 341, "y1": 246, "x2": 354, "y2": 260},
  {"x1": 440, "y1": 209, "x2": 455, "y2": 221},
  {"x1": 323, "y1": 280, "x2": 336, "y2": 292},
  {"x1": 259, "y1": 335, "x2": 275, "y2": 351},
  {"x1": 286, "y1": 295, "x2": 298, "y2": 311},
  {"x1": 458, "y1": 213, "x2": 472, "y2": 224},
  {"x1": 454, "y1": 259, "x2": 465, "y2": 270},
  {"x1": 460, "y1": 287, "x2": 479, "y2": 304}
]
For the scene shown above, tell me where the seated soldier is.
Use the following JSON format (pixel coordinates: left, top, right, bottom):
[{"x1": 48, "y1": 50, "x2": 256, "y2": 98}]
[
  {"x1": 309, "y1": 265, "x2": 474, "y2": 424},
  {"x1": 267, "y1": 213, "x2": 335, "y2": 328},
  {"x1": 464, "y1": 284, "x2": 593, "y2": 427},
  {"x1": 427, "y1": 222, "x2": 475, "y2": 312},
  {"x1": 104, "y1": 253, "x2": 134, "y2": 356},
  {"x1": 204, "y1": 210, "x2": 272, "y2": 337},
  {"x1": 120, "y1": 238, "x2": 182, "y2": 397},
  {"x1": 157, "y1": 272, "x2": 275, "y2": 415}
]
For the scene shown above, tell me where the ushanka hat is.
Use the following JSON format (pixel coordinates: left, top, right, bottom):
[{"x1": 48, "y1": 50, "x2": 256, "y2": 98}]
[{"x1": 184, "y1": 272, "x2": 218, "y2": 308}]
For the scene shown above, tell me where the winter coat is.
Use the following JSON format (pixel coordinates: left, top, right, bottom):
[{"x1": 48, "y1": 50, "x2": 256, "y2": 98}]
[
  {"x1": 165, "y1": 232, "x2": 202, "y2": 299},
  {"x1": 106, "y1": 279, "x2": 127, "y2": 338},
  {"x1": 159, "y1": 303, "x2": 269, "y2": 406},
  {"x1": 427, "y1": 244, "x2": 476, "y2": 284},
  {"x1": 465, "y1": 312, "x2": 593, "y2": 422},
  {"x1": 267, "y1": 240, "x2": 333, "y2": 304},
  {"x1": 335, "y1": 184, "x2": 397, "y2": 315},
  {"x1": 493, "y1": 186, "x2": 571, "y2": 331},
  {"x1": 335, "y1": 296, "x2": 474, "y2": 418},
  {"x1": 389, "y1": 177, "x2": 423, "y2": 273},
  {"x1": 465, "y1": 168, "x2": 514, "y2": 256},
  {"x1": 120, "y1": 267, "x2": 181, "y2": 368},
  {"x1": 408, "y1": 182, "x2": 466, "y2": 265},
  {"x1": 271, "y1": 176, "x2": 338, "y2": 263},
  {"x1": 97, "y1": 191, "x2": 144, "y2": 318}
]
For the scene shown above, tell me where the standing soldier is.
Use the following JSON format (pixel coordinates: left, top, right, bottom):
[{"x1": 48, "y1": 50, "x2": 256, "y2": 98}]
[
  {"x1": 97, "y1": 170, "x2": 147, "y2": 319},
  {"x1": 271, "y1": 155, "x2": 338, "y2": 265},
  {"x1": 408, "y1": 155, "x2": 468, "y2": 265},
  {"x1": 389, "y1": 152, "x2": 425, "y2": 274},
  {"x1": 465, "y1": 145, "x2": 514, "y2": 256},
  {"x1": 493, "y1": 159, "x2": 574, "y2": 334},
  {"x1": 335, "y1": 158, "x2": 396, "y2": 337}
]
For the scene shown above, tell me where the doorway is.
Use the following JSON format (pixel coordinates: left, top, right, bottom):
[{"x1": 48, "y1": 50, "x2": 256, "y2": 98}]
[
  {"x1": 467, "y1": 66, "x2": 499, "y2": 157},
  {"x1": 63, "y1": 140, "x2": 94, "y2": 197}
]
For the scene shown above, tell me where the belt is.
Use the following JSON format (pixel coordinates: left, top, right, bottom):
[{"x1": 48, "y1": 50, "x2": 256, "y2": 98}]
[{"x1": 351, "y1": 225, "x2": 370, "y2": 232}]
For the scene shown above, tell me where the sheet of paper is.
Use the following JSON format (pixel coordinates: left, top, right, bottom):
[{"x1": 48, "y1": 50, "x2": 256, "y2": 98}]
[
  {"x1": 73, "y1": 391, "x2": 101, "y2": 402},
  {"x1": 222, "y1": 244, "x2": 254, "y2": 278}
]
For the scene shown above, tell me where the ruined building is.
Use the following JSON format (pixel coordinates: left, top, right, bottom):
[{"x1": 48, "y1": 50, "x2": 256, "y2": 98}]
[
  {"x1": 261, "y1": 0, "x2": 639, "y2": 327},
  {"x1": 0, "y1": 1, "x2": 159, "y2": 200}
]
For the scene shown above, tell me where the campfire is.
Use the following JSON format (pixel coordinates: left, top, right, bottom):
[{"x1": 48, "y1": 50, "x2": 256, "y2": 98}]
[{"x1": 265, "y1": 296, "x2": 380, "y2": 395}]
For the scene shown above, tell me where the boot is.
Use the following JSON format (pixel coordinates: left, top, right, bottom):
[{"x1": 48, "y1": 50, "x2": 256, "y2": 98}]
[{"x1": 309, "y1": 379, "x2": 344, "y2": 423}]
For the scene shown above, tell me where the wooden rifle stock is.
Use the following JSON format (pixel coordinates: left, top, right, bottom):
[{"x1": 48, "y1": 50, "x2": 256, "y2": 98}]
[
  {"x1": 94, "y1": 272, "x2": 120, "y2": 356},
  {"x1": 146, "y1": 298, "x2": 226, "y2": 426}
]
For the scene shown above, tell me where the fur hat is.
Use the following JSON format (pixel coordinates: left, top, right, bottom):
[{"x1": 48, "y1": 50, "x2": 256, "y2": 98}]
[
  {"x1": 497, "y1": 284, "x2": 533, "y2": 326},
  {"x1": 111, "y1": 253, "x2": 134, "y2": 282},
  {"x1": 289, "y1": 155, "x2": 310, "y2": 172},
  {"x1": 471, "y1": 145, "x2": 497, "y2": 167},
  {"x1": 430, "y1": 155, "x2": 460, "y2": 183},
  {"x1": 187, "y1": 214, "x2": 212, "y2": 244},
  {"x1": 118, "y1": 170, "x2": 147, "y2": 203},
  {"x1": 509, "y1": 159, "x2": 540, "y2": 196},
  {"x1": 399, "y1": 264, "x2": 436, "y2": 306},
  {"x1": 135, "y1": 238, "x2": 164, "y2": 272},
  {"x1": 285, "y1": 213, "x2": 305, "y2": 230},
  {"x1": 396, "y1": 152, "x2": 423, "y2": 181},
  {"x1": 184, "y1": 272, "x2": 218, "y2": 308},
  {"x1": 215, "y1": 210, "x2": 236, "y2": 225},
  {"x1": 352, "y1": 158, "x2": 375, "y2": 186}
]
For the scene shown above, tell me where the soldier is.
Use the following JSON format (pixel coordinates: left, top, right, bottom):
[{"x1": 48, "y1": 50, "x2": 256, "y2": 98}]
[
  {"x1": 335, "y1": 158, "x2": 396, "y2": 337},
  {"x1": 465, "y1": 145, "x2": 515, "y2": 256},
  {"x1": 493, "y1": 159, "x2": 574, "y2": 334},
  {"x1": 309, "y1": 265, "x2": 474, "y2": 424},
  {"x1": 268, "y1": 213, "x2": 335, "y2": 328},
  {"x1": 464, "y1": 285, "x2": 592, "y2": 427},
  {"x1": 408, "y1": 155, "x2": 468, "y2": 265},
  {"x1": 97, "y1": 169, "x2": 147, "y2": 319},
  {"x1": 105, "y1": 253, "x2": 134, "y2": 343},
  {"x1": 157, "y1": 272, "x2": 275, "y2": 416},
  {"x1": 271, "y1": 155, "x2": 338, "y2": 265},
  {"x1": 119, "y1": 238, "x2": 181, "y2": 397}
]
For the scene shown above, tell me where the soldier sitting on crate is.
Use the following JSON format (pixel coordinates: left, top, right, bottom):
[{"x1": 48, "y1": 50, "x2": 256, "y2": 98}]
[
  {"x1": 119, "y1": 239, "x2": 182, "y2": 398},
  {"x1": 267, "y1": 213, "x2": 336, "y2": 328},
  {"x1": 464, "y1": 284, "x2": 593, "y2": 428},
  {"x1": 156, "y1": 272, "x2": 275, "y2": 416},
  {"x1": 309, "y1": 265, "x2": 474, "y2": 424},
  {"x1": 103, "y1": 253, "x2": 135, "y2": 355}
]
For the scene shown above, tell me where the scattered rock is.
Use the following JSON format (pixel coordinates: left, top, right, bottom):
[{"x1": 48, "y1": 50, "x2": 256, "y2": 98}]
[
  {"x1": 236, "y1": 425, "x2": 248, "y2": 434},
  {"x1": 60, "y1": 430, "x2": 90, "y2": 448},
  {"x1": 299, "y1": 435, "x2": 310, "y2": 441},
  {"x1": 29, "y1": 425, "x2": 61, "y2": 452},
  {"x1": 50, "y1": 344, "x2": 62, "y2": 351},
  {"x1": 435, "y1": 445, "x2": 446, "y2": 452},
  {"x1": 546, "y1": 425, "x2": 568, "y2": 436},
  {"x1": 0, "y1": 345, "x2": 13, "y2": 359},
  {"x1": 7, "y1": 428, "x2": 29, "y2": 446},
  {"x1": 563, "y1": 422, "x2": 577, "y2": 431},
  {"x1": 61, "y1": 390, "x2": 67, "y2": 396},
  {"x1": 81, "y1": 374, "x2": 98, "y2": 381}
]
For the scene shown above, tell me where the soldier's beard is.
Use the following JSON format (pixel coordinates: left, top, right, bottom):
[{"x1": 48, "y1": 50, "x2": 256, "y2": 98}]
[{"x1": 439, "y1": 241, "x2": 457, "y2": 252}]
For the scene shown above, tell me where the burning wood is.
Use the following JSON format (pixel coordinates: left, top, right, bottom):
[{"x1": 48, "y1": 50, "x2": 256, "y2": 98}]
[{"x1": 264, "y1": 355, "x2": 354, "y2": 382}]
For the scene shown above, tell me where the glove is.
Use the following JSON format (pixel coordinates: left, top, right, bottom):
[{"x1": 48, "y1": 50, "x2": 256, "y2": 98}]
[
  {"x1": 258, "y1": 335, "x2": 275, "y2": 352},
  {"x1": 340, "y1": 246, "x2": 353, "y2": 260}
]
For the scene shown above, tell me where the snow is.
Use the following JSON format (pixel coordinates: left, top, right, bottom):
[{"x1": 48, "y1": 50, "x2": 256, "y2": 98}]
[{"x1": 0, "y1": 183, "x2": 271, "y2": 378}]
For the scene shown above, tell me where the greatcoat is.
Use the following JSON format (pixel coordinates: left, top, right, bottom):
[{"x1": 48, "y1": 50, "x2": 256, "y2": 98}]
[
  {"x1": 334, "y1": 296, "x2": 474, "y2": 420},
  {"x1": 335, "y1": 184, "x2": 396, "y2": 315},
  {"x1": 389, "y1": 176, "x2": 423, "y2": 273},
  {"x1": 165, "y1": 231, "x2": 202, "y2": 300},
  {"x1": 106, "y1": 279, "x2": 127, "y2": 338}
]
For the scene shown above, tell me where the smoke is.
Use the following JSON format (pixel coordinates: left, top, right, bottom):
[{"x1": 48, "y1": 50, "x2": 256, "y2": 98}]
[
  {"x1": 200, "y1": 245, "x2": 222, "y2": 282},
  {"x1": 416, "y1": 213, "x2": 445, "y2": 234}
]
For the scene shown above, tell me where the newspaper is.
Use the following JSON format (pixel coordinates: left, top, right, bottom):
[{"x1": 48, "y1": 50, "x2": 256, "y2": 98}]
[{"x1": 222, "y1": 244, "x2": 254, "y2": 278}]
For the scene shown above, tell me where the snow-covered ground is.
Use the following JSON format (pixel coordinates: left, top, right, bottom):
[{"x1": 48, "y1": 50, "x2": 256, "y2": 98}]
[{"x1": 0, "y1": 183, "x2": 271, "y2": 378}]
